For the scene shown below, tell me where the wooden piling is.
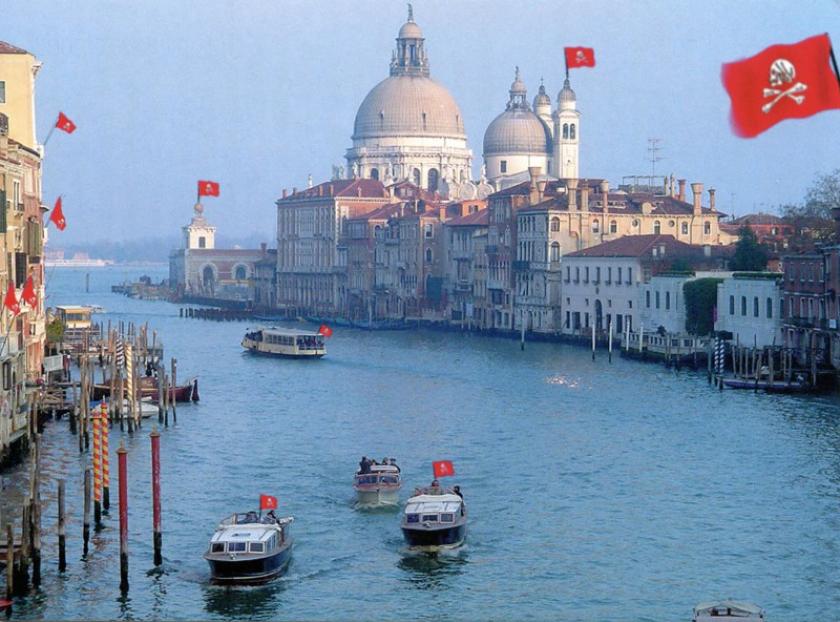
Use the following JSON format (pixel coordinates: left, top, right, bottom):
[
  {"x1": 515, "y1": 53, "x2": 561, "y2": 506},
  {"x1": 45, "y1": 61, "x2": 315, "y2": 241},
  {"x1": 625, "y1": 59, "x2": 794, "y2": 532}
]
[
  {"x1": 118, "y1": 443, "x2": 129, "y2": 592},
  {"x1": 5, "y1": 524, "x2": 13, "y2": 599},
  {"x1": 32, "y1": 495, "x2": 41, "y2": 587},
  {"x1": 58, "y1": 479, "x2": 66, "y2": 572},
  {"x1": 591, "y1": 323, "x2": 596, "y2": 361},
  {"x1": 157, "y1": 365, "x2": 164, "y2": 425},
  {"x1": 170, "y1": 358, "x2": 177, "y2": 424},
  {"x1": 83, "y1": 467, "x2": 91, "y2": 557},
  {"x1": 18, "y1": 503, "x2": 29, "y2": 592},
  {"x1": 608, "y1": 321, "x2": 613, "y2": 364},
  {"x1": 151, "y1": 429, "x2": 162, "y2": 566}
]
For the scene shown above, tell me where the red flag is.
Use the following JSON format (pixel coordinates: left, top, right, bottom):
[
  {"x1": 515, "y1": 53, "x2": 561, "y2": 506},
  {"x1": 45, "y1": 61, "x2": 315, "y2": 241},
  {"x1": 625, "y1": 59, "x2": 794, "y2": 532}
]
[
  {"x1": 198, "y1": 180, "x2": 220, "y2": 197},
  {"x1": 49, "y1": 196, "x2": 66, "y2": 231},
  {"x1": 56, "y1": 112, "x2": 76, "y2": 134},
  {"x1": 4, "y1": 283, "x2": 19, "y2": 316},
  {"x1": 722, "y1": 33, "x2": 840, "y2": 138},
  {"x1": 432, "y1": 460, "x2": 455, "y2": 479},
  {"x1": 318, "y1": 324, "x2": 333, "y2": 338},
  {"x1": 260, "y1": 494, "x2": 278, "y2": 510},
  {"x1": 21, "y1": 276, "x2": 37, "y2": 308},
  {"x1": 565, "y1": 47, "x2": 595, "y2": 69}
]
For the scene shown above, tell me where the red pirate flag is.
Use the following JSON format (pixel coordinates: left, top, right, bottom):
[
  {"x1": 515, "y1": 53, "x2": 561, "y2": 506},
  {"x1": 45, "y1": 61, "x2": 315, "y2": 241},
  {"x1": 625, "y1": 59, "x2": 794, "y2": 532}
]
[
  {"x1": 197, "y1": 180, "x2": 220, "y2": 197},
  {"x1": 21, "y1": 276, "x2": 37, "y2": 308},
  {"x1": 56, "y1": 112, "x2": 77, "y2": 134},
  {"x1": 4, "y1": 282, "x2": 19, "y2": 316},
  {"x1": 565, "y1": 47, "x2": 596, "y2": 70},
  {"x1": 260, "y1": 494, "x2": 278, "y2": 510},
  {"x1": 49, "y1": 196, "x2": 66, "y2": 230},
  {"x1": 722, "y1": 33, "x2": 840, "y2": 138},
  {"x1": 432, "y1": 460, "x2": 455, "y2": 479},
  {"x1": 318, "y1": 324, "x2": 333, "y2": 338}
]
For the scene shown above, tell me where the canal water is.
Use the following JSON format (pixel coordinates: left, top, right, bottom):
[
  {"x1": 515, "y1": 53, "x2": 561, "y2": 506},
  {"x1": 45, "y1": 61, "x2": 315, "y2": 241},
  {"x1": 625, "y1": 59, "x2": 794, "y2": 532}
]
[{"x1": 2, "y1": 266, "x2": 840, "y2": 621}]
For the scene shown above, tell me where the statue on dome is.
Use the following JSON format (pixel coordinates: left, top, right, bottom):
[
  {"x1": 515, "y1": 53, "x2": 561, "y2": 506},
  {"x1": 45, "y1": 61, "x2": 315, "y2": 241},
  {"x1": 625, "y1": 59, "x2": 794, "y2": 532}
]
[{"x1": 480, "y1": 164, "x2": 487, "y2": 184}]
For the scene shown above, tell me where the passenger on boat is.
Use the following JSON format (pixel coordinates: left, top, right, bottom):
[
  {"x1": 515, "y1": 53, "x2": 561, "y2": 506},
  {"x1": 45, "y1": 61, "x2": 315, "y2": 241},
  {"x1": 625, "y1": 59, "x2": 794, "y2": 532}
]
[
  {"x1": 453, "y1": 485, "x2": 463, "y2": 499},
  {"x1": 359, "y1": 456, "x2": 371, "y2": 474},
  {"x1": 263, "y1": 510, "x2": 278, "y2": 524},
  {"x1": 429, "y1": 479, "x2": 442, "y2": 495},
  {"x1": 389, "y1": 458, "x2": 400, "y2": 472},
  {"x1": 244, "y1": 511, "x2": 259, "y2": 523}
]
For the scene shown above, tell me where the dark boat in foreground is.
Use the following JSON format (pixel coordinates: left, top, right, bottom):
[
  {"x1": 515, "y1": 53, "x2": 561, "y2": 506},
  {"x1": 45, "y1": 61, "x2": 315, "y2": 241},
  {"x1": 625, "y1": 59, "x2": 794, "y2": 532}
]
[
  {"x1": 721, "y1": 376, "x2": 810, "y2": 393},
  {"x1": 401, "y1": 483, "x2": 466, "y2": 552},
  {"x1": 91, "y1": 377, "x2": 199, "y2": 402},
  {"x1": 204, "y1": 511, "x2": 293, "y2": 584}
]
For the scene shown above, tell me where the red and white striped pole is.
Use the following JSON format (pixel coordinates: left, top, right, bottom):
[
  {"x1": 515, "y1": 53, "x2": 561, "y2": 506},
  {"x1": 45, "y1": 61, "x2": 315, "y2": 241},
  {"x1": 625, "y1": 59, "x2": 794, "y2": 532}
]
[
  {"x1": 117, "y1": 441, "x2": 129, "y2": 592},
  {"x1": 92, "y1": 407, "x2": 102, "y2": 526},
  {"x1": 150, "y1": 428, "x2": 162, "y2": 566},
  {"x1": 101, "y1": 404, "x2": 110, "y2": 511}
]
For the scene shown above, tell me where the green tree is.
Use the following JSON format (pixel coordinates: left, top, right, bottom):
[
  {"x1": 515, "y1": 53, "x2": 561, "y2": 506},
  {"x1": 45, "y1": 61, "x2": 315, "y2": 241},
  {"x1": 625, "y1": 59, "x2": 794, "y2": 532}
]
[
  {"x1": 782, "y1": 167, "x2": 840, "y2": 246},
  {"x1": 729, "y1": 226, "x2": 769, "y2": 271},
  {"x1": 683, "y1": 278, "x2": 723, "y2": 336},
  {"x1": 46, "y1": 318, "x2": 64, "y2": 344}
]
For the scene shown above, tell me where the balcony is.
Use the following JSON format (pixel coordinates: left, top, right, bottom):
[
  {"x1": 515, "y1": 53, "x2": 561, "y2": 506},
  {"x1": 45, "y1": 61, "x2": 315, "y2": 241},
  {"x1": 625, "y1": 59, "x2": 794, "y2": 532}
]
[
  {"x1": 485, "y1": 244, "x2": 499, "y2": 254},
  {"x1": 512, "y1": 260, "x2": 530, "y2": 271},
  {"x1": 455, "y1": 280, "x2": 472, "y2": 292}
]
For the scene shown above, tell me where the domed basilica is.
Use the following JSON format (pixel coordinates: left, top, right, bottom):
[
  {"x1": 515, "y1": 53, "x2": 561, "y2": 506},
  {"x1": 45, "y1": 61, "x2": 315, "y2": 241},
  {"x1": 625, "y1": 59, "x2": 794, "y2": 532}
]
[{"x1": 345, "y1": 6, "x2": 581, "y2": 194}]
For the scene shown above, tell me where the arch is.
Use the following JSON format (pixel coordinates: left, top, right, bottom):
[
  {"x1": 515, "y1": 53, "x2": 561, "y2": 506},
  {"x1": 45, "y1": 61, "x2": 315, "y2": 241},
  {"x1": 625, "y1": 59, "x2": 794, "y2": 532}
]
[
  {"x1": 425, "y1": 248, "x2": 433, "y2": 263},
  {"x1": 428, "y1": 168, "x2": 439, "y2": 192},
  {"x1": 370, "y1": 167, "x2": 379, "y2": 181},
  {"x1": 201, "y1": 264, "x2": 217, "y2": 290},
  {"x1": 550, "y1": 216, "x2": 560, "y2": 232},
  {"x1": 570, "y1": 123, "x2": 576, "y2": 139},
  {"x1": 550, "y1": 242, "x2": 560, "y2": 262},
  {"x1": 562, "y1": 123, "x2": 569, "y2": 139},
  {"x1": 412, "y1": 168, "x2": 421, "y2": 187},
  {"x1": 609, "y1": 220, "x2": 617, "y2": 233},
  {"x1": 233, "y1": 264, "x2": 248, "y2": 281},
  {"x1": 653, "y1": 220, "x2": 661, "y2": 234}
]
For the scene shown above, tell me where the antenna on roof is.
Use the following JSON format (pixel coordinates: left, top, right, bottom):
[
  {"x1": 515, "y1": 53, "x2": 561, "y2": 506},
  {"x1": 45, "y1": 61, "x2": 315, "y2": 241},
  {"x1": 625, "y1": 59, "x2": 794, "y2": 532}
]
[
  {"x1": 647, "y1": 138, "x2": 663, "y2": 189},
  {"x1": 407, "y1": 3, "x2": 413, "y2": 21}
]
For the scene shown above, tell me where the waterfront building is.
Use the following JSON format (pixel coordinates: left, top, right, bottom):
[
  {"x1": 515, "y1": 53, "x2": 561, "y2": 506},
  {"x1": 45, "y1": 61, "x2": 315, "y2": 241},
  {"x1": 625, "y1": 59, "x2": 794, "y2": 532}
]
[
  {"x1": 780, "y1": 253, "x2": 829, "y2": 366},
  {"x1": 715, "y1": 273, "x2": 783, "y2": 347},
  {"x1": 345, "y1": 7, "x2": 472, "y2": 192},
  {"x1": 276, "y1": 179, "x2": 390, "y2": 315},
  {"x1": 442, "y1": 204, "x2": 488, "y2": 327},
  {"x1": 0, "y1": 41, "x2": 41, "y2": 151},
  {"x1": 720, "y1": 212, "x2": 793, "y2": 252},
  {"x1": 253, "y1": 249, "x2": 277, "y2": 309}
]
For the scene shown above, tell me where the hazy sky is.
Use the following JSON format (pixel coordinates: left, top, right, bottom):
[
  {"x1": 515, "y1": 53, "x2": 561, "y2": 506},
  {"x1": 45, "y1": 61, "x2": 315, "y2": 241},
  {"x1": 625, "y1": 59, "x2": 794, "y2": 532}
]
[{"x1": 4, "y1": 0, "x2": 839, "y2": 245}]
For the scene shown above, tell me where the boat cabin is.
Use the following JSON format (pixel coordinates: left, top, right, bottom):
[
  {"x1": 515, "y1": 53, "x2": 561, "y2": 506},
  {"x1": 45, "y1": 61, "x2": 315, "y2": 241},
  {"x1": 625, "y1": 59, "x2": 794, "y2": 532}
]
[
  {"x1": 242, "y1": 327, "x2": 326, "y2": 358},
  {"x1": 208, "y1": 513, "x2": 291, "y2": 556},
  {"x1": 404, "y1": 493, "x2": 464, "y2": 525}
]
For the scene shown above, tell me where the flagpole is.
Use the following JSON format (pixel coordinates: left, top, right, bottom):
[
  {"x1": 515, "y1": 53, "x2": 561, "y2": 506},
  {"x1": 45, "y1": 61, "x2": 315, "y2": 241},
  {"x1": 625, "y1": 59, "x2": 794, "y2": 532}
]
[
  {"x1": 42, "y1": 124, "x2": 57, "y2": 148},
  {"x1": 829, "y1": 45, "x2": 840, "y2": 89}
]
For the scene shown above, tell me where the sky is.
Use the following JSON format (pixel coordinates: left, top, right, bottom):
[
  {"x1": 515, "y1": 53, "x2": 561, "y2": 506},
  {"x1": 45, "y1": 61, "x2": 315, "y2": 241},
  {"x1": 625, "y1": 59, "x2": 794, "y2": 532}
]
[{"x1": 3, "y1": 0, "x2": 840, "y2": 245}]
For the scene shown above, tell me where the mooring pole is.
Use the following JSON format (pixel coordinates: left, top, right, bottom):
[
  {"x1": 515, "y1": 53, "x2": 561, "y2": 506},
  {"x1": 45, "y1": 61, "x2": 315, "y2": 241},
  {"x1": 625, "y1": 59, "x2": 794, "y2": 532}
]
[
  {"x1": 82, "y1": 467, "x2": 91, "y2": 556},
  {"x1": 591, "y1": 323, "x2": 596, "y2": 361},
  {"x1": 151, "y1": 428, "x2": 162, "y2": 566},
  {"x1": 102, "y1": 405, "x2": 110, "y2": 512},
  {"x1": 92, "y1": 411, "x2": 102, "y2": 527},
  {"x1": 58, "y1": 479, "x2": 66, "y2": 572},
  {"x1": 608, "y1": 319, "x2": 613, "y2": 364},
  {"x1": 118, "y1": 442, "x2": 129, "y2": 592}
]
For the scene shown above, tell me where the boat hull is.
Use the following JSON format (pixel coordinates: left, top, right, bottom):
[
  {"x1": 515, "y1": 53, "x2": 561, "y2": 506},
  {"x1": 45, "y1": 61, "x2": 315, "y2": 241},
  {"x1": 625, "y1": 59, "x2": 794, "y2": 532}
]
[
  {"x1": 402, "y1": 523, "x2": 466, "y2": 551},
  {"x1": 206, "y1": 543, "x2": 292, "y2": 584},
  {"x1": 355, "y1": 486, "x2": 400, "y2": 506}
]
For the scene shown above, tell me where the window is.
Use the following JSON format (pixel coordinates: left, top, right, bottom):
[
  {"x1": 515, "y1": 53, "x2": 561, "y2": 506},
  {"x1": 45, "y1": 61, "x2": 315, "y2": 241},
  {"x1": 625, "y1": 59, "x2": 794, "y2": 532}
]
[
  {"x1": 655, "y1": 291, "x2": 660, "y2": 309},
  {"x1": 440, "y1": 513, "x2": 454, "y2": 523},
  {"x1": 211, "y1": 543, "x2": 224, "y2": 553},
  {"x1": 766, "y1": 297, "x2": 773, "y2": 319},
  {"x1": 704, "y1": 221, "x2": 711, "y2": 235},
  {"x1": 729, "y1": 295, "x2": 735, "y2": 315},
  {"x1": 428, "y1": 168, "x2": 439, "y2": 192},
  {"x1": 575, "y1": 267, "x2": 580, "y2": 282},
  {"x1": 228, "y1": 542, "x2": 247, "y2": 552},
  {"x1": 370, "y1": 167, "x2": 379, "y2": 181},
  {"x1": 249, "y1": 542, "x2": 265, "y2": 553},
  {"x1": 550, "y1": 242, "x2": 560, "y2": 262},
  {"x1": 607, "y1": 267, "x2": 612, "y2": 283},
  {"x1": 565, "y1": 265, "x2": 570, "y2": 281},
  {"x1": 681, "y1": 222, "x2": 688, "y2": 235},
  {"x1": 425, "y1": 248, "x2": 432, "y2": 263},
  {"x1": 562, "y1": 123, "x2": 569, "y2": 139},
  {"x1": 653, "y1": 220, "x2": 661, "y2": 235},
  {"x1": 412, "y1": 168, "x2": 421, "y2": 186},
  {"x1": 198, "y1": 236, "x2": 206, "y2": 249},
  {"x1": 665, "y1": 291, "x2": 671, "y2": 310},
  {"x1": 632, "y1": 219, "x2": 639, "y2": 228},
  {"x1": 741, "y1": 296, "x2": 747, "y2": 316},
  {"x1": 234, "y1": 265, "x2": 247, "y2": 280},
  {"x1": 592, "y1": 220, "x2": 600, "y2": 233},
  {"x1": 424, "y1": 223, "x2": 433, "y2": 238},
  {"x1": 500, "y1": 160, "x2": 507, "y2": 173},
  {"x1": 610, "y1": 220, "x2": 617, "y2": 233},
  {"x1": 595, "y1": 267, "x2": 601, "y2": 283},
  {"x1": 0, "y1": 81, "x2": 5, "y2": 104},
  {"x1": 584, "y1": 267, "x2": 589, "y2": 283},
  {"x1": 753, "y1": 296, "x2": 759, "y2": 317},
  {"x1": 551, "y1": 217, "x2": 560, "y2": 232},
  {"x1": 406, "y1": 514, "x2": 419, "y2": 523},
  {"x1": 570, "y1": 124, "x2": 576, "y2": 139},
  {"x1": 627, "y1": 267, "x2": 633, "y2": 283},
  {"x1": 646, "y1": 291, "x2": 651, "y2": 308}
]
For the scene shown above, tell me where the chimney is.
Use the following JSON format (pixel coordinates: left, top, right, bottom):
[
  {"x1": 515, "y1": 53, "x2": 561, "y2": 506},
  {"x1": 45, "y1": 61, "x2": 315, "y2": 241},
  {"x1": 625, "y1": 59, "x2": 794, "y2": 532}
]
[
  {"x1": 282, "y1": 189, "x2": 287, "y2": 199},
  {"x1": 329, "y1": 184, "x2": 334, "y2": 196},
  {"x1": 318, "y1": 185, "x2": 323, "y2": 197},
  {"x1": 669, "y1": 174, "x2": 675, "y2": 198},
  {"x1": 691, "y1": 182, "x2": 703, "y2": 216},
  {"x1": 528, "y1": 166, "x2": 541, "y2": 204},
  {"x1": 260, "y1": 242, "x2": 267, "y2": 254},
  {"x1": 567, "y1": 179, "x2": 579, "y2": 211},
  {"x1": 292, "y1": 187, "x2": 297, "y2": 195},
  {"x1": 708, "y1": 187, "x2": 716, "y2": 212},
  {"x1": 581, "y1": 185, "x2": 589, "y2": 212},
  {"x1": 678, "y1": 179, "x2": 686, "y2": 202},
  {"x1": 599, "y1": 179, "x2": 609, "y2": 210}
]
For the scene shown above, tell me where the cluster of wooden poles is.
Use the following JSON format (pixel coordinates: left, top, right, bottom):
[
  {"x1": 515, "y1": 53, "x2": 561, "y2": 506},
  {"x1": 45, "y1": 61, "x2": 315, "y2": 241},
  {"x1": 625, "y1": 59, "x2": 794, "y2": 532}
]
[
  {"x1": 729, "y1": 344, "x2": 806, "y2": 384},
  {"x1": 179, "y1": 307, "x2": 254, "y2": 321}
]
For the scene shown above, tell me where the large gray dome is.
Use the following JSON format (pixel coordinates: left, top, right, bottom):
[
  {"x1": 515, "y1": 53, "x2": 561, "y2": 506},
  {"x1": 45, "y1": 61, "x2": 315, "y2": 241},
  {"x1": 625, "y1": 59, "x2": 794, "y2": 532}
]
[
  {"x1": 483, "y1": 109, "x2": 551, "y2": 156},
  {"x1": 353, "y1": 75, "x2": 466, "y2": 140}
]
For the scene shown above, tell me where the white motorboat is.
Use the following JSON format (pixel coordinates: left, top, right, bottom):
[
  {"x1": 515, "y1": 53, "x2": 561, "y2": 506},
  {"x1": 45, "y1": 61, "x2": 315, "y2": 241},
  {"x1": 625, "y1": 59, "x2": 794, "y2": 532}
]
[
  {"x1": 693, "y1": 601, "x2": 765, "y2": 621},
  {"x1": 204, "y1": 511, "x2": 294, "y2": 584},
  {"x1": 401, "y1": 483, "x2": 466, "y2": 552},
  {"x1": 242, "y1": 327, "x2": 326, "y2": 358},
  {"x1": 353, "y1": 458, "x2": 401, "y2": 506}
]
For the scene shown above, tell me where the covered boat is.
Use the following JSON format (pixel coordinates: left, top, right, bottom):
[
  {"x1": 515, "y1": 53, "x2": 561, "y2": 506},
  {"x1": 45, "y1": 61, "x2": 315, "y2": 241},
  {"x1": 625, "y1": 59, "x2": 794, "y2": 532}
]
[
  {"x1": 401, "y1": 484, "x2": 466, "y2": 552},
  {"x1": 354, "y1": 458, "x2": 401, "y2": 506},
  {"x1": 242, "y1": 328, "x2": 326, "y2": 358},
  {"x1": 692, "y1": 601, "x2": 765, "y2": 621},
  {"x1": 204, "y1": 511, "x2": 293, "y2": 584},
  {"x1": 91, "y1": 376, "x2": 199, "y2": 402}
]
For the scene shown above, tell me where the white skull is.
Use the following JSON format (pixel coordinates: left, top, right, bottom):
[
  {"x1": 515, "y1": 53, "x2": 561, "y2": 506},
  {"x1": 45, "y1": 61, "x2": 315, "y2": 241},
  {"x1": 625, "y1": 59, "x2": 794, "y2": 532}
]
[{"x1": 769, "y1": 58, "x2": 796, "y2": 87}]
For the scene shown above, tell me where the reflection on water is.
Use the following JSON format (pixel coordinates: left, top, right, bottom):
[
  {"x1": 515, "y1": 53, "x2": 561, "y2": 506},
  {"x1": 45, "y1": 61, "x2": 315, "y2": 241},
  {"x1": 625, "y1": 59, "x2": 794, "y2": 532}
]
[
  {"x1": 397, "y1": 548, "x2": 468, "y2": 590},
  {"x1": 203, "y1": 581, "x2": 287, "y2": 619}
]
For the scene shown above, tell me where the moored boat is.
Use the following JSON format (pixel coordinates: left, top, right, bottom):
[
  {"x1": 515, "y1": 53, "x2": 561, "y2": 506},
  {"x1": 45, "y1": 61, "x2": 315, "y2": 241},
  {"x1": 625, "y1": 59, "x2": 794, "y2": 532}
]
[
  {"x1": 401, "y1": 482, "x2": 466, "y2": 552},
  {"x1": 204, "y1": 511, "x2": 293, "y2": 584},
  {"x1": 354, "y1": 457, "x2": 401, "y2": 506},
  {"x1": 692, "y1": 601, "x2": 765, "y2": 621},
  {"x1": 242, "y1": 327, "x2": 326, "y2": 358},
  {"x1": 91, "y1": 377, "x2": 199, "y2": 402}
]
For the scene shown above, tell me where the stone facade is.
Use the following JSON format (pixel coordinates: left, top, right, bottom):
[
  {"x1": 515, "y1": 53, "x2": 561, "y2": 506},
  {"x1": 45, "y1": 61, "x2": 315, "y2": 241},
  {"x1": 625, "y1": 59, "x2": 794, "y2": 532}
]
[{"x1": 715, "y1": 274, "x2": 783, "y2": 347}]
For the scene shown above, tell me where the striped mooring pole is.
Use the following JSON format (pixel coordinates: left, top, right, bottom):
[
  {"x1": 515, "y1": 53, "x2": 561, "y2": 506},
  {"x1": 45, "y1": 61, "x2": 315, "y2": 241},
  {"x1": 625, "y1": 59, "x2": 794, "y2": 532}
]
[
  {"x1": 92, "y1": 409, "x2": 102, "y2": 526},
  {"x1": 101, "y1": 404, "x2": 110, "y2": 512}
]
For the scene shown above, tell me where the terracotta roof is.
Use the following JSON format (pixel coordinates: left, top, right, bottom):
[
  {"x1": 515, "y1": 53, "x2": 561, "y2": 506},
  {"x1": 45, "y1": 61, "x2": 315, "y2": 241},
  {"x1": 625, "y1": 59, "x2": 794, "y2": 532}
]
[
  {"x1": 348, "y1": 202, "x2": 404, "y2": 221},
  {"x1": 520, "y1": 190, "x2": 722, "y2": 217},
  {"x1": 0, "y1": 41, "x2": 29, "y2": 55},
  {"x1": 731, "y1": 212, "x2": 785, "y2": 225},
  {"x1": 389, "y1": 180, "x2": 442, "y2": 202},
  {"x1": 446, "y1": 209, "x2": 488, "y2": 226},
  {"x1": 279, "y1": 178, "x2": 388, "y2": 201},
  {"x1": 566, "y1": 234, "x2": 732, "y2": 260}
]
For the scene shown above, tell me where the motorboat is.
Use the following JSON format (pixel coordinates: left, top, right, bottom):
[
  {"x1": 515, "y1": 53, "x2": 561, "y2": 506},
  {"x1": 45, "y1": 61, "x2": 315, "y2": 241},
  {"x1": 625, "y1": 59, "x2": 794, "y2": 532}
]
[
  {"x1": 354, "y1": 458, "x2": 401, "y2": 506},
  {"x1": 401, "y1": 484, "x2": 466, "y2": 552},
  {"x1": 91, "y1": 377, "x2": 199, "y2": 403},
  {"x1": 242, "y1": 327, "x2": 326, "y2": 358},
  {"x1": 204, "y1": 511, "x2": 293, "y2": 584},
  {"x1": 692, "y1": 601, "x2": 765, "y2": 621}
]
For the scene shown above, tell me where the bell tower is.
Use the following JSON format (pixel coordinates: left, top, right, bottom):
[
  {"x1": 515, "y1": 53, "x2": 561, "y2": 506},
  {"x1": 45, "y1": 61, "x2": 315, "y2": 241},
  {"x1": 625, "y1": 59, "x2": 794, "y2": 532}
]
[
  {"x1": 183, "y1": 202, "x2": 216, "y2": 250},
  {"x1": 552, "y1": 77, "x2": 580, "y2": 179}
]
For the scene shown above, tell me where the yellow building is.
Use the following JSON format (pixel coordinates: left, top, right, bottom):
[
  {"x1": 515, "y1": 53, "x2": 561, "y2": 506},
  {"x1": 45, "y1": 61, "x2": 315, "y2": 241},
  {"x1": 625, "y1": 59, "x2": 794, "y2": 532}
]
[{"x1": 0, "y1": 41, "x2": 41, "y2": 151}]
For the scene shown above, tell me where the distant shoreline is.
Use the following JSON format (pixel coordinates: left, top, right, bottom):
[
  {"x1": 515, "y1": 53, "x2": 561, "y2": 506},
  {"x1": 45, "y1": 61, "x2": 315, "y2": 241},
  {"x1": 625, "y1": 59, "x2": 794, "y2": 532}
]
[{"x1": 46, "y1": 261, "x2": 168, "y2": 268}]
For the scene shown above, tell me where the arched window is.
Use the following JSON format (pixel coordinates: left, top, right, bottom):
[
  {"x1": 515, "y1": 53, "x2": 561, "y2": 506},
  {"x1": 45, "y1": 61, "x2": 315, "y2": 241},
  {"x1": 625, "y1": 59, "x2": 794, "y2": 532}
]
[
  {"x1": 570, "y1": 124, "x2": 576, "y2": 139},
  {"x1": 592, "y1": 220, "x2": 600, "y2": 233},
  {"x1": 425, "y1": 248, "x2": 433, "y2": 263},
  {"x1": 234, "y1": 265, "x2": 247, "y2": 280},
  {"x1": 202, "y1": 265, "x2": 215, "y2": 288},
  {"x1": 681, "y1": 222, "x2": 688, "y2": 235},
  {"x1": 412, "y1": 168, "x2": 421, "y2": 187},
  {"x1": 370, "y1": 168, "x2": 379, "y2": 181},
  {"x1": 562, "y1": 123, "x2": 569, "y2": 139},
  {"x1": 704, "y1": 221, "x2": 711, "y2": 235},
  {"x1": 551, "y1": 217, "x2": 560, "y2": 232},
  {"x1": 653, "y1": 220, "x2": 661, "y2": 234},
  {"x1": 550, "y1": 242, "x2": 560, "y2": 262},
  {"x1": 609, "y1": 220, "x2": 617, "y2": 233},
  {"x1": 428, "y1": 168, "x2": 439, "y2": 192}
]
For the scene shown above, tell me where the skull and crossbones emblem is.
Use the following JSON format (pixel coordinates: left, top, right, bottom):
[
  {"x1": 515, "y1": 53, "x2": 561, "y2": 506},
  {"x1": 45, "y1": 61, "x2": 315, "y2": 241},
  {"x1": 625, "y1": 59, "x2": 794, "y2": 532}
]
[{"x1": 762, "y1": 58, "x2": 807, "y2": 113}]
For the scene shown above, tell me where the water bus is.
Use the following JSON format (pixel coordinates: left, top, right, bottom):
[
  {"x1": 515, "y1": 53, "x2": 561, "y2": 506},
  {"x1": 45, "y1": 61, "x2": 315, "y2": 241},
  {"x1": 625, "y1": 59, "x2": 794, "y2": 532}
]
[
  {"x1": 242, "y1": 328, "x2": 326, "y2": 358},
  {"x1": 204, "y1": 511, "x2": 294, "y2": 584},
  {"x1": 401, "y1": 483, "x2": 466, "y2": 552}
]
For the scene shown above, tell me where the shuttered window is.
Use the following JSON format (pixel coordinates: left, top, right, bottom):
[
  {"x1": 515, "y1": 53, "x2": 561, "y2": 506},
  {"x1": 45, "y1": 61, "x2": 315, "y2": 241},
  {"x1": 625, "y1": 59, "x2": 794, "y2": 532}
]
[
  {"x1": 14, "y1": 252, "x2": 26, "y2": 287},
  {"x1": 0, "y1": 190, "x2": 6, "y2": 233}
]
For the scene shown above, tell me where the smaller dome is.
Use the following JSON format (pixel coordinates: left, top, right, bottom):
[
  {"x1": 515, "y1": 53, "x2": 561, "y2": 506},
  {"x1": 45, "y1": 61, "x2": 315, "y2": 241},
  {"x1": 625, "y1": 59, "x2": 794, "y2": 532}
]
[
  {"x1": 398, "y1": 21, "x2": 423, "y2": 39},
  {"x1": 510, "y1": 66, "x2": 526, "y2": 95},
  {"x1": 533, "y1": 82, "x2": 551, "y2": 108},
  {"x1": 483, "y1": 109, "x2": 551, "y2": 156},
  {"x1": 558, "y1": 77, "x2": 576, "y2": 103}
]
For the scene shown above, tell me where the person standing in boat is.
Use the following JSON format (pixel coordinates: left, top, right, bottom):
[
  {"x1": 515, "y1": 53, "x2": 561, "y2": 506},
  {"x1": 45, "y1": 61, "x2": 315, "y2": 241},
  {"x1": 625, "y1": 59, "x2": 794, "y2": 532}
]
[{"x1": 359, "y1": 456, "x2": 370, "y2": 474}]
